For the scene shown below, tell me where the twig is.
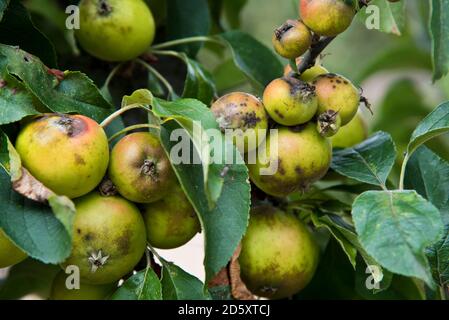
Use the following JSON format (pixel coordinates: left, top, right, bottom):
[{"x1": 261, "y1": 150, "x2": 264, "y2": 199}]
[{"x1": 296, "y1": 36, "x2": 335, "y2": 74}]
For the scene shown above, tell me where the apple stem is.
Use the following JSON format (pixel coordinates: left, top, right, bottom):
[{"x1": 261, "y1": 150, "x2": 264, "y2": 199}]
[
  {"x1": 150, "y1": 36, "x2": 223, "y2": 51},
  {"x1": 136, "y1": 59, "x2": 176, "y2": 100},
  {"x1": 107, "y1": 124, "x2": 160, "y2": 142},
  {"x1": 100, "y1": 103, "x2": 152, "y2": 128}
]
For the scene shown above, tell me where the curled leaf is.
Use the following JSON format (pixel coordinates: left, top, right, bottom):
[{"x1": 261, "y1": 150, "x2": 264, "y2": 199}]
[{"x1": 229, "y1": 244, "x2": 255, "y2": 300}]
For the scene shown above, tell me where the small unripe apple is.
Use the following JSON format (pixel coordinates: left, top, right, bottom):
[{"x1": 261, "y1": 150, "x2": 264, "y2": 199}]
[
  {"x1": 313, "y1": 73, "x2": 360, "y2": 125},
  {"x1": 61, "y1": 192, "x2": 147, "y2": 284},
  {"x1": 211, "y1": 92, "x2": 269, "y2": 154},
  {"x1": 0, "y1": 228, "x2": 27, "y2": 268},
  {"x1": 300, "y1": 0, "x2": 356, "y2": 36},
  {"x1": 143, "y1": 184, "x2": 200, "y2": 249},
  {"x1": 76, "y1": 0, "x2": 155, "y2": 62},
  {"x1": 248, "y1": 123, "x2": 332, "y2": 197},
  {"x1": 331, "y1": 113, "x2": 368, "y2": 148},
  {"x1": 272, "y1": 19, "x2": 312, "y2": 59},
  {"x1": 263, "y1": 77, "x2": 318, "y2": 126},
  {"x1": 239, "y1": 205, "x2": 319, "y2": 299},
  {"x1": 15, "y1": 114, "x2": 109, "y2": 199},
  {"x1": 49, "y1": 271, "x2": 117, "y2": 300},
  {"x1": 109, "y1": 132, "x2": 176, "y2": 203}
]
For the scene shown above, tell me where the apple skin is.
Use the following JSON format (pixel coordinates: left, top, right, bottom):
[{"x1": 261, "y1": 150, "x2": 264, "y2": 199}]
[
  {"x1": 76, "y1": 0, "x2": 155, "y2": 62},
  {"x1": 248, "y1": 123, "x2": 332, "y2": 197},
  {"x1": 239, "y1": 205, "x2": 319, "y2": 299},
  {"x1": 61, "y1": 192, "x2": 147, "y2": 285},
  {"x1": 331, "y1": 113, "x2": 368, "y2": 148},
  {"x1": 143, "y1": 184, "x2": 200, "y2": 249},
  {"x1": 49, "y1": 271, "x2": 117, "y2": 300},
  {"x1": 211, "y1": 92, "x2": 269, "y2": 154},
  {"x1": 15, "y1": 114, "x2": 109, "y2": 199},
  {"x1": 108, "y1": 132, "x2": 176, "y2": 204},
  {"x1": 0, "y1": 228, "x2": 27, "y2": 269},
  {"x1": 300, "y1": 0, "x2": 356, "y2": 37}
]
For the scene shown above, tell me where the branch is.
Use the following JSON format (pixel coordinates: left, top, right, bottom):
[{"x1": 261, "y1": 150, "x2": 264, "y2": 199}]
[{"x1": 296, "y1": 36, "x2": 335, "y2": 74}]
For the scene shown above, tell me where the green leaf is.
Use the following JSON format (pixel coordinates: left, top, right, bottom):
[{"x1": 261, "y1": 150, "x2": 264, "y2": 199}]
[
  {"x1": 159, "y1": 120, "x2": 250, "y2": 282},
  {"x1": 0, "y1": 45, "x2": 113, "y2": 123},
  {"x1": 352, "y1": 190, "x2": 444, "y2": 286},
  {"x1": 159, "y1": 257, "x2": 211, "y2": 300},
  {"x1": 407, "y1": 101, "x2": 449, "y2": 156},
  {"x1": 0, "y1": 0, "x2": 10, "y2": 22},
  {"x1": 0, "y1": 168, "x2": 71, "y2": 264},
  {"x1": 219, "y1": 31, "x2": 283, "y2": 92},
  {"x1": 0, "y1": 0, "x2": 56, "y2": 67},
  {"x1": 0, "y1": 258, "x2": 59, "y2": 300},
  {"x1": 111, "y1": 267, "x2": 162, "y2": 300},
  {"x1": 182, "y1": 57, "x2": 216, "y2": 105},
  {"x1": 358, "y1": 0, "x2": 405, "y2": 35},
  {"x1": 153, "y1": 98, "x2": 224, "y2": 208},
  {"x1": 122, "y1": 89, "x2": 153, "y2": 108},
  {"x1": 0, "y1": 58, "x2": 41, "y2": 125},
  {"x1": 310, "y1": 213, "x2": 357, "y2": 269},
  {"x1": 430, "y1": 0, "x2": 449, "y2": 81},
  {"x1": 426, "y1": 225, "x2": 449, "y2": 286},
  {"x1": 354, "y1": 256, "x2": 424, "y2": 300},
  {"x1": 331, "y1": 132, "x2": 396, "y2": 188},
  {"x1": 166, "y1": 0, "x2": 211, "y2": 56},
  {"x1": 405, "y1": 146, "x2": 449, "y2": 223},
  {"x1": 311, "y1": 211, "x2": 392, "y2": 293}
]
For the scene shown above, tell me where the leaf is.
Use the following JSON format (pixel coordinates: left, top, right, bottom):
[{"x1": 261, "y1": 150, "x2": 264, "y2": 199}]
[
  {"x1": 405, "y1": 146, "x2": 449, "y2": 223},
  {"x1": 0, "y1": 0, "x2": 56, "y2": 67},
  {"x1": 354, "y1": 256, "x2": 424, "y2": 300},
  {"x1": 166, "y1": 0, "x2": 211, "y2": 56},
  {"x1": 310, "y1": 213, "x2": 357, "y2": 269},
  {"x1": 159, "y1": 257, "x2": 211, "y2": 300},
  {"x1": 0, "y1": 45, "x2": 113, "y2": 123},
  {"x1": 0, "y1": 258, "x2": 60, "y2": 300},
  {"x1": 159, "y1": 120, "x2": 250, "y2": 282},
  {"x1": 182, "y1": 57, "x2": 216, "y2": 105},
  {"x1": 407, "y1": 101, "x2": 449, "y2": 156},
  {"x1": 219, "y1": 31, "x2": 283, "y2": 92},
  {"x1": 352, "y1": 190, "x2": 444, "y2": 286},
  {"x1": 0, "y1": 58, "x2": 41, "y2": 125},
  {"x1": 111, "y1": 267, "x2": 162, "y2": 300},
  {"x1": 429, "y1": 0, "x2": 449, "y2": 81},
  {"x1": 311, "y1": 211, "x2": 392, "y2": 292},
  {"x1": 358, "y1": 0, "x2": 405, "y2": 35},
  {"x1": 122, "y1": 89, "x2": 153, "y2": 108},
  {"x1": 153, "y1": 98, "x2": 224, "y2": 208},
  {"x1": 331, "y1": 132, "x2": 396, "y2": 187},
  {"x1": 0, "y1": 168, "x2": 71, "y2": 264},
  {"x1": 426, "y1": 225, "x2": 449, "y2": 286},
  {"x1": 0, "y1": 0, "x2": 10, "y2": 21}
]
